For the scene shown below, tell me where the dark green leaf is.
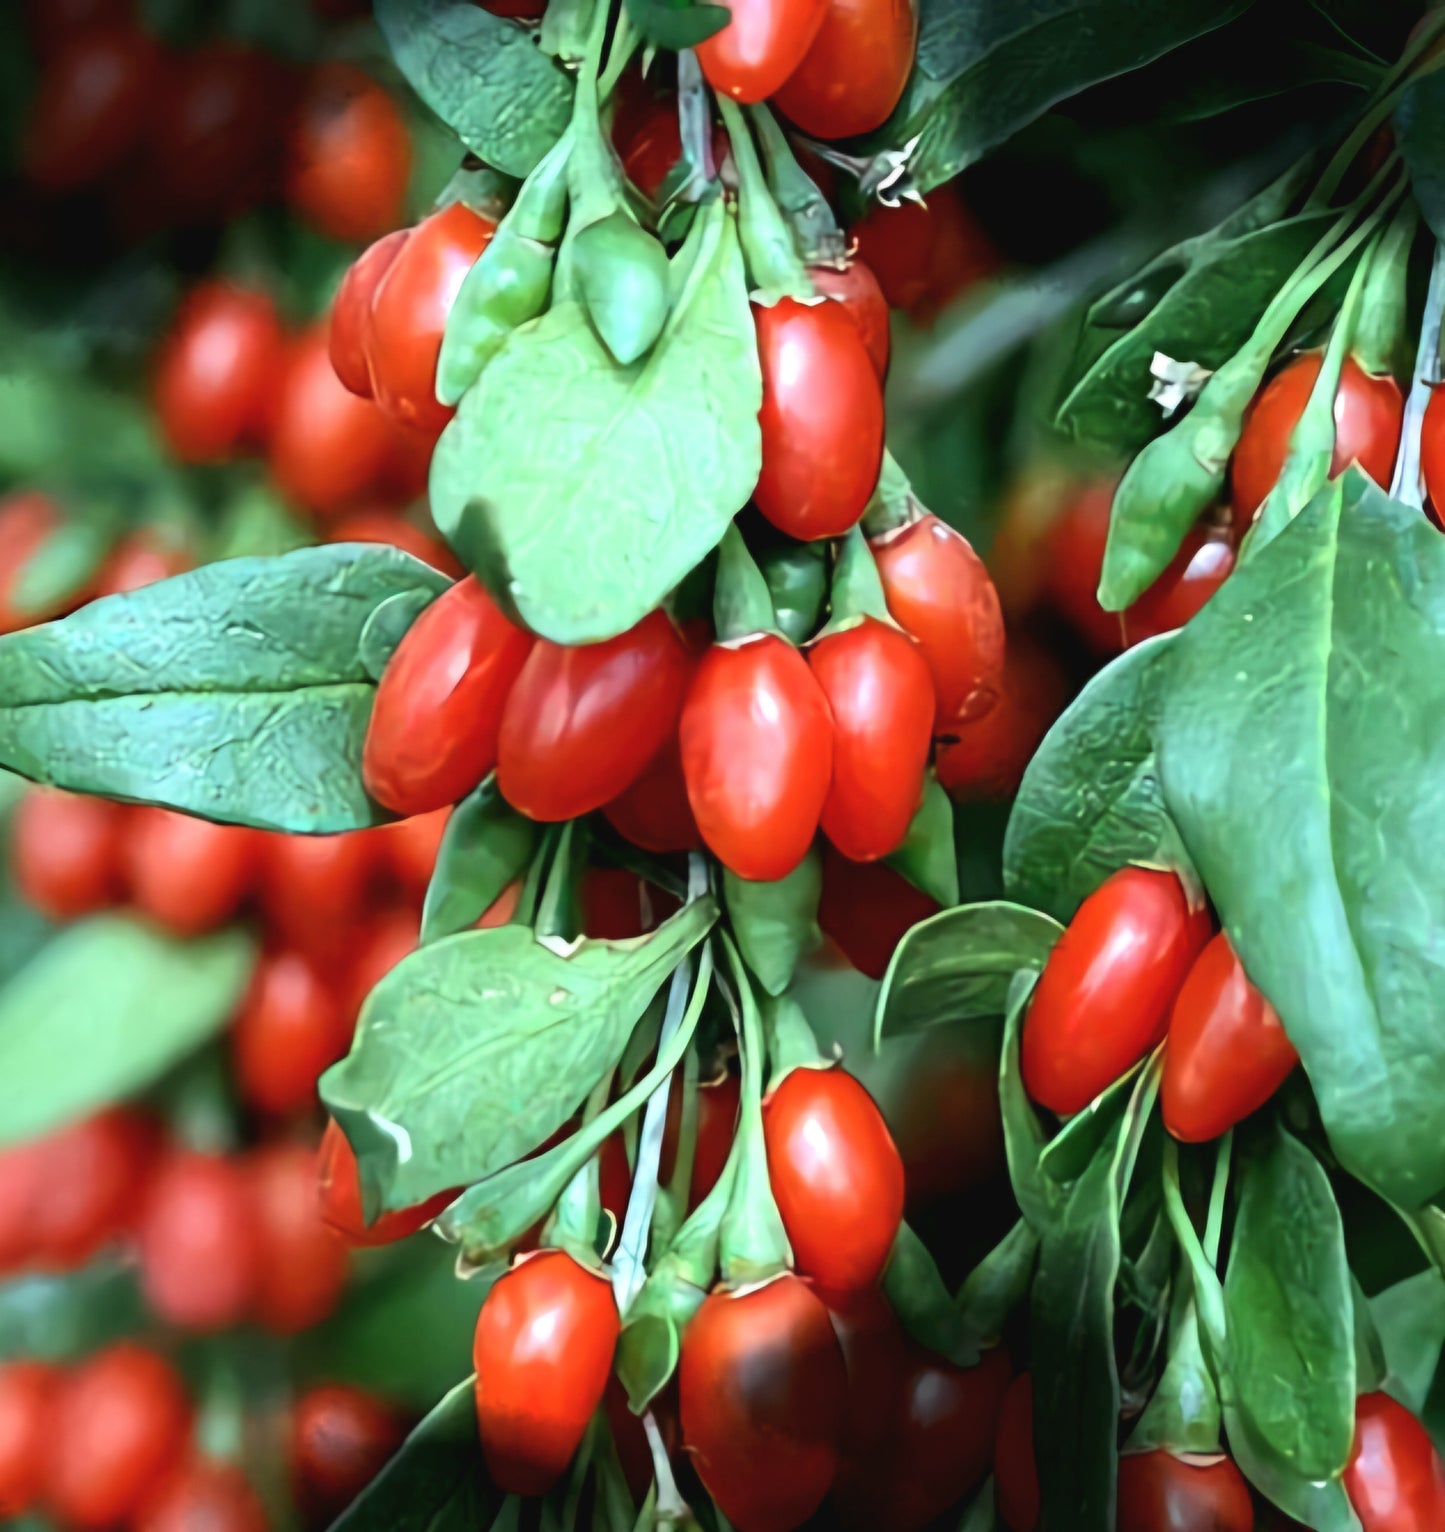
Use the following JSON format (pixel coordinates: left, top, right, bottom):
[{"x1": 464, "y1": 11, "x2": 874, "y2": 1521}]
[
  {"x1": 375, "y1": 0, "x2": 573, "y2": 179},
  {"x1": 431, "y1": 198, "x2": 761, "y2": 644},
  {"x1": 329, "y1": 1376, "x2": 502, "y2": 1532},
  {"x1": 358, "y1": 587, "x2": 440, "y2": 682},
  {"x1": 1004, "y1": 637, "x2": 1194, "y2": 924},
  {"x1": 0, "y1": 1261, "x2": 146, "y2": 1363},
  {"x1": 322, "y1": 897, "x2": 717, "y2": 1213},
  {"x1": 1038, "y1": 1063, "x2": 1142, "y2": 1186},
  {"x1": 1396, "y1": 65, "x2": 1445, "y2": 244},
  {"x1": 1223, "y1": 1124, "x2": 1355, "y2": 1480},
  {"x1": 999, "y1": 970, "x2": 1056, "y2": 1234},
  {"x1": 1157, "y1": 474, "x2": 1445, "y2": 1206},
  {"x1": 758, "y1": 541, "x2": 827, "y2": 648},
  {"x1": 0, "y1": 546, "x2": 448, "y2": 833},
  {"x1": 724, "y1": 851, "x2": 821, "y2": 998},
  {"x1": 883, "y1": 0, "x2": 1253, "y2": 193},
  {"x1": 886, "y1": 773, "x2": 960, "y2": 907},
  {"x1": 622, "y1": 0, "x2": 727, "y2": 53},
  {"x1": 0, "y1": 916, "x2": 254, "y2": 1148},
  {"x1": 956, "y1": 1219, "x2": 1039, "y2": 1358},
  {"x1": 883, "y1": 1221, "x2": 969, "y2": 1359},
  {"x1": 875, "y1": 901, "x2": 1062, "y2": 1042},
  {"x1": 1056, "y1": 208, "x2": 1336, "y2": 452},
  {"x1": 420, "y1": 777, "x2": 537, "y2": 945},
  {"x1": 1225, "y1": 1405, "x2": 1361, "y2": 1531},
  {"x1": 1370, "y1": 1270, "x2": 1445, "y2": 1415}
]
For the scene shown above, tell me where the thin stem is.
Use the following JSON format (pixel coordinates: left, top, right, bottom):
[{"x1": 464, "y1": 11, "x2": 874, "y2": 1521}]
[
  {"x1": 1391, "y1": 237, "x2": 1445, "y2": 509},
  {"x1": 1203, "y1": 1129, "x2": 1233, "y2": 1269}
]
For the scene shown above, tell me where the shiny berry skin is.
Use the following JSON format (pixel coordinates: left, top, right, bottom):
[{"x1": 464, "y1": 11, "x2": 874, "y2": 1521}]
[
  {"x1": 364, "y1": 202, "x2": 495, "y2": 439},
  {"x1": 473, "y1": 1250, "x2": 620, "y2": 1495},
  {"x1": 773, "y1": 0, "x2": 916, "y2": 139},
  {"x1": 23, "y1": 24, "x2": 162, "y2": 191},
  {"x1": 679, "y1": 1274, "x2": 847, "y2": 1532},
  {"x1": 364, "y1": 577, "x2": 533, "y2": 817},
  {"x1": 1231, "y1": 353, "x2": 1403, "y2": 527},
  {"x1": 763, "y1": 1065, "x2": 904, "y2": 1291},
  {"x1": 871, "y1": 513, "x2": 1005, "y2": 727},
  {"x1": 679, "y1": 635, "x2": 834, "y2": 882},
  {"x1": 291, "y1": 1384, "x2": 406, "y2": 1526},
  {"x1": 1039, "y1": 478, "x2": 1120, "y2": 655},
  {"x1": 850, "y1": 186, "x2": 1000, "y2": 323},
  {"x1": 346, "y1": 906, "x2": 418, "y2": 1022},
  {"x1": 602, "y1": 730, "x2": 703, "y2": 853},
  {"x1": 286, "y1": 63, "x2": 412, "y2": 244},
  {"x1": 247, "y1": 1142, "x2": 348, "y2": 1336},
  {"x1": 809, "y1": 259, "x2": 890, "y2": 379},
  {"x1": 993, "y1": 1372, "x2": 1039, "y2": 1532},
  {"x1": 381, "y1": 807, "x2": 450, "y2": 901},
  {"x1": 133, "y1": 1458, "x2": 268, "y2": 1532},
  {"x1": 1162, "y1": 932, "x2": 1298, "y2": 1143},
  {"x1": 1022, "y1": 868, "x2": 1210, "y2": 1117},
  {"x1": 12, "y1": 788, "x2": 126, "y2": 920},
  {"x1": 1345, "y1": 1392, "x2": 1445, "y2": 1530},
  {"x1": 137, "y1": 1150, "x2": 261, "y2": 1332},
  {"x1": 0, "y1": 1361, "x2": 59, "y2": 1517},
  {"x1": 154, "y1": 283, "x2": 285, "y2": 463},
  {"x1": 935, "y1": 637, "x2": 1069, "y2": 801},
  {"x1": 258, "y1": 831, "x2": 378, "y2": 966},
  {"x1": 269, "y1": 326, "x2": 396, "y2": 520},
  {"x1": 1116, "y1": 1451, "x2": 1256, "y2": 1532},
  {"x1": 753, "y1": 298, "x2": 884, "y2": 540},
  {"x1": 1424, "y1": 384, "x2": 1445, "y2": 519},
  {"x1": 837, "y1": 1344, "x2": 1012, "y2": 1531},
  {"x1": 817, "y1": 845, "x2": 940, "y2": 980},
  {"x1": 330, "y1": 229, "x2": 409, "y2": 397},
  {"x1": 579, "y1": 866, "x2": 676, "y2": 941},
  {"x1": 1121, "y1": 526, "x2": 1235, "y2": 648},
  {"x1": 498, "y1": 609, "x2": 692, "y2": 822},
  {"x1": 696, "y1": 0, "x2": 828, "y2": 103},
  {"x1": 826, "y1": 1286, "x2": 910, "y2": 1461},
  {"x1": 317, "y1": 1117, "x2": 457, "y2": 1246},
  {"x1": 29, "y1": 1108, "x2": 158, "y2": 1269},
  {"x1": 0, "y1": 492, "x2": 70, "y2": 634},
  {"x1": 42, "y1": 1344, "x2": 191, "y2": 1531},
  {"x1": 124, "y1": 808, "x2": 261, "y2": 937},
  {"x1": 809, "y1": 617, "x2": 933, "y2": 861},
  {"x1": 233, "y1": 948, "x2": 350, "y2": 1117},
  {"x1": 94, "y1": 532, "x2": 194, "y2": 596}
]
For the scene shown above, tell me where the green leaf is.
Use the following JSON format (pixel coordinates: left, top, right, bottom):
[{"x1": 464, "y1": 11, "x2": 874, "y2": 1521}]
[
  {"x1": 1396, "y1": 65, "x2": 1445, "y2": 244},
  {"x1": 359, "y1": 587, "x2": 440, "y2": 682},
  {"x1": 886, "y1": 773, "x2": 960, "y2": 907},
  {"x1": 1370, "y1": 1270, "x2": 1445, "y2": 1416},
  {"x1": 723, "y1": 850, "x2": 822, "y2": 998},
  {"x1": 999, "y1": 970, "x2": 1057, "y2": 1235},
  {"x1": 1225, "y1": 1405, "x2": 1361, "y2": 1532},
  {"x1": 0, "y1": 916, "x2": 255, "y2": 1148},
  {"x1": 9, "y1": 520, "x2": 115, "y2": 619},
  {"x1": 420, "y1": 777, "x2": 538, "y2": 945},
  {"x1": 431, "y1": 197, "x2": 762, "y2": 644},
  {"x1": 1004, "y1": 637, "x2": 1194, "y2": 924},
  {"x1": 322, "y1": 897, "x2": 717, "y2": 1214},
  {"x1": 956, "y1": 1218, "x2": 1039, "y2": 1358},
  {"x1": 0, "y1": 545, "x2": 449, "y2": 833},
  {"x1": 1157, "y1": 473, "x2": 1445, "y2": 1206},
  {"x1": 1056, "y1": 208, "x2": 1336, "y2": 453},
  {"x1": 758, "y1": 541, "x2": 827, "y2": 648},
  {"x1": 874, "y1": 901, "x2": 1063, "y2": 1043},
  {"x1": 1223, "y1": 1123, "x2": 1355, "y2": 1480},
  {"x1": 622, "y1": 0, "x2": 727, "y2": 48},
  {"x1": 375, "y1": 0, "x2": 573, "y2": 179},
  {"x1": 329, "y1": 1376, "x2": 502, "y2": 1532},
  {"x1": 881, "y1": 0, "x2": 1252, "y2": 193},
  {"x1": 0, "y1": 1261, "x2": 147, "y2": 1363}
]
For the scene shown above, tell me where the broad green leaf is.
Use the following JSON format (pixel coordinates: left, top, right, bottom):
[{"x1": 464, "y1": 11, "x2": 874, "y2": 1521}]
[
  {"x1": 875, "y1": 901, "x2": 1062, "y2": 1043},
  {"x1": 999, "y1": 970, "x2": 1056, "y2": 1235},
  {"x1": 1004, "y1": 637, "x2": 1194, "y2": 924},
  {"x1": 431, "y1": 198, "x2": 761, "y2": 644},
  {"x1": 956, "y1": 1219, "x2": 1039, "y2": 1358},
  {"x1": 1031, "y1": 1067, "x2": 1156, "y2": 1532},
  {"x1": 9, "y1": 520, "x2": 114, "y2": 619},
  {"x1": 420, "y1": 777, "x2": 538, "y2": 944},
  {"x1": 1056, "y1": 209, "x2": 1336, "y2": 453},
  {"x1": 0, "y1": 916, "x2": 255, "y2": 1147},
  {"x1": 724, "y1": 851, "x2": 821, "y2": 998},
  {"x1": 1370, "y1": 1271, "x2": 1445, "y2": 1416},
  {"x1": 376, "y1": 0, "x2": 572, "y2": 178},
  {"x1": 1157, "y1": 473, "x2": 1445, "y2": 1206},
  {"x1": 622, "y1": 0, "x2": 727, "y2": 48},
  {"x1": 758, "y1": 541, "x2": 827, "y2": 648},
  {"x1": 879, "y1": 0, "x2": 1252, "y2": 193},
  {"x1": 329, "y1": 1376, "x2": 502, "y2": 1532},
  {"x1": 1225, "y1": 1406, "x2": 1361, "y2": 1532},
  {"x1": 1396, "y1": 65, "x2": 1445, "y2": 244},
  {"x1": 886, "y1": 773, "x2": 960, "y2": 907},
  {"x1": 0, "y1": 546, "x2": 448, "y2": 833},
  {"x1": 1223, "y1": 1124, "x2": 1355, "y2": 1480},
  {"x1": 0, "y1": 1261, "x2": 146, "y2": 1363},
  {"x1": 322, "y1": 897, "x2": 717, "y2": 1213}
]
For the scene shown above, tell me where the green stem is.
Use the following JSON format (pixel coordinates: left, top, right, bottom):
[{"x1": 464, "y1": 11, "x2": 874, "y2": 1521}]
[
  {"x1": 747, "y1": 104, "x2": 845, "y2": 267},
  {"x1": 512, "y1": 824, "x2": 563, "y2": 928},
  {"x1": 1202, "y1": 1130, "x2": 1233, "y2": 1269},
  {"x1": 533, "y1": 819, "x2": 581, "y2": 940},
  {"x1": 821, "y1": 525, "x2": 894, "y2": 633},
  {"x1": 1161, "y1": 1139, "x2": 1229, "y2": 1364},
  {"x1": 547, "y1": 1075, "x2": 612, "y2": 1264},
  {"x1": 760, "y1": 992, "x2": 822, "y2": 1087},
  {"x1": 860, "y1": 450, "x2": 921, "y2": 536},
  {"x1": 716, "y1": 97, "x2": 813, "y2": 303}
]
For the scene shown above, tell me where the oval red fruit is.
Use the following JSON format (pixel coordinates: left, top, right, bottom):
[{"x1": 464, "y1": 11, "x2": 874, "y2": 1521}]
[
  {"x1": 1116, "y1": 1450, "x2": 1256, "y2": 1532},
  {"x1": 318, "y1": 1118, "x2": 458, "y2": 1246},
  {"x1": 809, "y1": 259, "x2": 891, "y2": 379},
  {"x1": 1345, "y1": 1391, "x2": 1445, "y2": 1530},
  {"x1": 696, "y1": 0, "x2": 828, "y2": 103},
  {"x1": 133, "y1": 1458, "x2": 268, "y2": 1532},
  {"x1": 0, "y1": 1361, "x2": 59, "y2": 1517},
  {"x1": 291, "y1": 1384, "x2": 406, "y2": 1525},
  {"x1": 247, "y1": 1142, "x2": 349, "y2": 1336},
  {"x1": 773, "y1": 0, "x2": 916, "y2": 140},
  {"x1": 993, "y1": 1372, "x2": 1039, "y2": 1532},
  {"x1": 12, "y1": 788, "x2": 126, "y2": 920},
  {"x1": 233, "y1": 949, "x2": 351, "y2": 1117},
  {"x1": 124, "y1": 808, "x2": 261, "y2": 937}
]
